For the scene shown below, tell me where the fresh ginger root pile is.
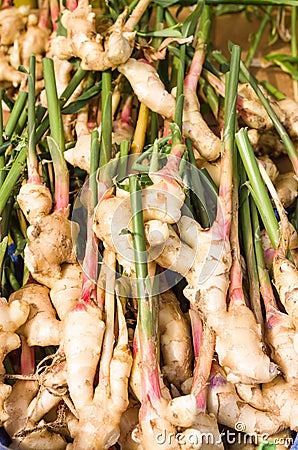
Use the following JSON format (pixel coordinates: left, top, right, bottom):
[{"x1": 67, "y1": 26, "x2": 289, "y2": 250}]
[{"x1": 6, "y1": 2, "x2": 298, "y2": 449}]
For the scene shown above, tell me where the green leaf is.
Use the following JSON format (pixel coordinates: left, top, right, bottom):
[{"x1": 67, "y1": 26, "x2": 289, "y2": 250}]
[
  {"x1": 56, "y1": 14, "x2": 67, "y2": 37},
  {"x1": 139, "y1": 173, "x2": 153, "y2": 186},
  {"x1": 264, "y1": 52, "x2": 298, "y2": 63},
  {"x1": 137, "y1": 25, "x2": 182, "y2": 38},
  {"x1": 18, "y1": 65, "x2": 28, "y2": 74},
  {"x1": 62, "y1": 82, "x2": 102, "y2": 115},
  {"x1": 264, "y1": 54, "x2": 298, "y2": 79},
  {"x1": 0, "y1": 236, "x2": 8, "y2": 271},
  {"x1": 153, "y1": 0, "x2": 180, "y2": 7},
  {"x1": 257, "y1": 443, "x2": 276, "y2": 450},
  {"x1": 182, "y1": 0, "x2": 204, "y2": 38},
  {"x1": 213, "y1": 4, "x2": 245, "y2": 15}
]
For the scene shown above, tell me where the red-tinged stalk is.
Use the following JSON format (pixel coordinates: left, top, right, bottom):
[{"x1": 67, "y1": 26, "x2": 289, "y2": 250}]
[
  {"x1": 49, "y1": 0, "x2": 59, "y2": 31},
  {"x1": 216, "y1": 69, "x2": 236, "y2": 240},
  {"x1": 66, "y1": 0, "x2": 78, "y2": 11},
  {"x1": 129, "y1": 174, "x2": 178, "y2": 449},
  {"x1": 191, "y1": 323, "x2": 215, "y2": 410},
  {"x1": 46, "y1": 136, "x2": 69, "y2": 215},
  {"x1": 87, "y1": 97, "x2": 99, "y2": 132},
  {"x1": 98, "y1": 250, "x2": 116, "y2": 381},
  {"x1": 189, "y1": 308, "x2": 203, "y2": 360},
  {"x1": 203, "y1": 68, "x2": 266, "y2": 122},
  {"x1": 202, "y1": 69, "x2": 226, "y2": 98},
  {"x1": 2, "y1": 0, "x2": 12, "y2": 9},
  {"x1": 20, "y1": 336, "x2": 35, "y2": 375},
  {"x1": 16, "y1": 58, "x2": 53, "y2": 224},
  {"x1": 215, "y1": 123, "x2": 278, "y2": 384},
  {"x1": 81, "y1": 130, "x2": 101, "y2": 306},
  {"x1": 184, "y1": 6, "x2": 211, "y2": 92},
  {"x1": 38, "y1": 0, "x2": 50, "y2": 29},
  {"x1": 258, "y1": 159, "x2": 298, "y2": 327},
  {"x1": 252, "y1": 195, "x2": 298, "y2": 384}
]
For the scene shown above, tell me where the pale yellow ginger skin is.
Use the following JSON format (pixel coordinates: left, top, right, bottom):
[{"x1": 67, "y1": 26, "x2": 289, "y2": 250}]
[
  {"x1": 0, "y1": 49, "x2": 24, "y2": 86},
  {"x1": 17, "y1": 183, "x2": 53, "y2": 224},
  {"x1": 24, "y1": 212, "x2": 78, "y2": 280},
  {"x1": 182, "y1": 413, "x2": 224, "y2": 449},
  {"x1": 236, "y1": 376, "x2": 298, "y2": 431},
  {"x1": 159, "y1": 290, "x2": 193, "y2": 388},
  {"x1": 261, "y1": 224, "x2": 298, "y2": 270},
  {"x1": 118, "y1": 58, "x2": 176, "y2": 119},
  {"x1": 0, "y1": 295, "x2": 30, "y2": 331},
  {"x1": 70, "y1": 299, "x2": 132, "y2": 449},
  {"x1": 4, "y1": 380, "x2": 67, "y2": 450},
  {"x1": 164, "y1": 389, "x2": 223, "y2": 448},
  {"x1": 145, "y1": 220, "x2": 170, "y2": 248},
  {"x1": 20, "y1": 14, "x2": 50, "y2": 71},
  {"x1": 62, "y1": 301, "x2": 105, "y2": 413},
  {"x1": 238, "y1": 83, "x2": 285, "y2": 131},
  {"x1": 129, "y1": 338, "x2": 172, "y2": 404},
  {"x1": 118, "y1": 59, "x2": 221, "y2": 161},
  {"x1": 0, "y1": 297, "x2": 29, "y2": 424},
  {"x1": 274, "y1": 171, "x2": 298, "y2": 208},
  {"x1": 0, "y1": 7, "x2": 28, "y2": 46},
  {"x1": 9, "y1": 284, "x2": 61, "y2": 347},
  {"x1": 273, "y1": 248, "x2": 298, "y2": 323},
  {"x1": 202, "y1": 156, "x2": 279, "y2": 190},
  {"x1": 265, "y1": 307, "x2": 298, "y2": 384},
  {"x1": 176, "y1": 215, "x2": 232, "y2": 326},
  {"x1": 247, "y1": 129, "x2": 287, "y2": 158},
  {"x1": 182, "y1": 86, "x2": 221, "y2": 162},
  {"x1": 27, "y1": 355, "x2": 68, "y2": 425},
  {"x1": 93, "y1": 175, "x2": 185, "y2": 271},
  {"x1": 258, "y1": 155, "x2": 279, "y2": 184},
  {"x1": 52, "y1": 58, "x2": 75, "y2": 98},
  {"x1": 50, "y1": 0, "x2": 135, "y2": 71},
  {"x1": 27, "y1": 387, "x2": 62, "y2": 424},
  {"x1": 215, "y1": 301, "x2": 277, "y2": 384},
  {"x1": 29, "y1": 263, "x2": 82, "y2": 319},
  {"x1": 49, "y1": 263, "x2": 83, "y2": 320},
  {"x1": 136, "y1": 397, "x2": 181, "y2": 450},
  {"x1": 143, "y1": 170, "x2": 185, "y2": 224},
  {"x1": 153, "y1": 215, "x2": 276, "y2": 384},
  {"x1": 0, "y1": 384, "x2": 11, "y2": 424},
  {"x1": 64, "y1": 134, "x2": 91, "y2": 173},
  {"x1": 278, "y1": 97, "x2": 298, "y2": 139},
  {"x1": 207, "y1": 365, "x2": 282, "y2": 435}
]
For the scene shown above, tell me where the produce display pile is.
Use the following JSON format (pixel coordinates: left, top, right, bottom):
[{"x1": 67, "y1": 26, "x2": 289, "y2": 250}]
[{"x1": 1, "y1": 0, "x2": 298, "y2": 449}]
